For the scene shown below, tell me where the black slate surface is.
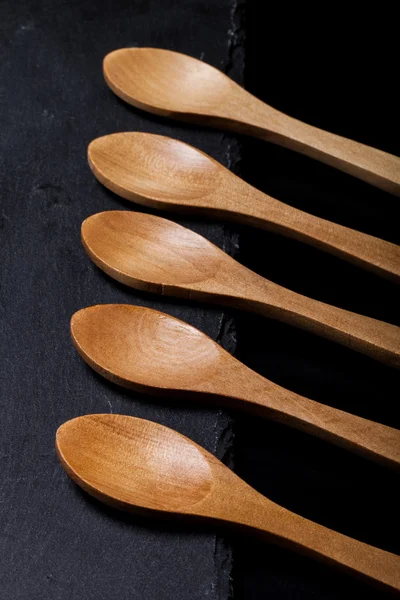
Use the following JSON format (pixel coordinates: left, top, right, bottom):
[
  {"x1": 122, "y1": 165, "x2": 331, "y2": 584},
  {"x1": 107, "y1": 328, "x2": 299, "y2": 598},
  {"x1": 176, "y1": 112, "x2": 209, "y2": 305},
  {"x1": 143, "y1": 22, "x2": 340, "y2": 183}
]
[{"x1": 0, "y1": 1, "x2": 242, "y2": 598}]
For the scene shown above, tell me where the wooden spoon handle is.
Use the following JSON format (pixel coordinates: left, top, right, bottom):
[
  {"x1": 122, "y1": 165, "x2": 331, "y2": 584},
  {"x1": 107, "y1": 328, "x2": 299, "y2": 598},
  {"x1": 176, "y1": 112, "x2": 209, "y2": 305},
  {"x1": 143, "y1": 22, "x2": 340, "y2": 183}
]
[
  {"x1": 238, "y1": 381, "x2": 400, "y2": 469},
  {"x1": 233, "y1": 188, "x2": 400, "y2": 282},
  {"x1": 237, "y1": 99, "x2": 400, "y2": 195},
  {"x1": 231, "y1": 276, "x2": 400, "y2": 367},
  {"x1": 245, "y1": 497, "x2": 400, "y2": 592}
]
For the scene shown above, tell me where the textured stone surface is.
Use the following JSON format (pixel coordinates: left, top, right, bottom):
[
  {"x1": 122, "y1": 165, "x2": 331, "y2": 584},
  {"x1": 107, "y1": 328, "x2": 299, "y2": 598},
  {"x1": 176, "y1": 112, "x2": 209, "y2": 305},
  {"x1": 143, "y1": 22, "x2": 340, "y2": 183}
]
[{"x1": 0, "y1": 1, "x2": 242, "y2": 598}]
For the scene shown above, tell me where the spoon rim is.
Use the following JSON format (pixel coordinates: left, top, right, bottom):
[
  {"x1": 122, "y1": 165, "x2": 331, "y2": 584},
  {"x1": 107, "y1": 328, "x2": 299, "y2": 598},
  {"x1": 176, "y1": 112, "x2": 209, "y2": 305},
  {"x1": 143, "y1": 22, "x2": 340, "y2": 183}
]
[
  {"x1": 70, "y1": 303, "x2": 228, "y2": 395},
  {"x1": 56, "y1": 413, "x2": 217, "y2": 514},
  {"x1": 103, "y1": 47, "x2": 234, "y2": 116},
  {"x1": 81, "y1": 209, "x2": 227, "y2": 289},
  {"x1": 87, "y1": 131, "x2": 228, "y2": 207}
]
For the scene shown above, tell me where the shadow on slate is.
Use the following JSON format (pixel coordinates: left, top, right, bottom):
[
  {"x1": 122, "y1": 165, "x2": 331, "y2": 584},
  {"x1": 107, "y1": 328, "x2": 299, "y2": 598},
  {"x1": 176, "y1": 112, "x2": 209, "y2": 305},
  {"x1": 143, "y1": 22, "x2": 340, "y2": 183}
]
[
  {"x1": 230, "y1": 3, "x2": 399, "y2": 600},
  {"x1": 0, "y1": 1, "x2": 245, "y2": 599}
]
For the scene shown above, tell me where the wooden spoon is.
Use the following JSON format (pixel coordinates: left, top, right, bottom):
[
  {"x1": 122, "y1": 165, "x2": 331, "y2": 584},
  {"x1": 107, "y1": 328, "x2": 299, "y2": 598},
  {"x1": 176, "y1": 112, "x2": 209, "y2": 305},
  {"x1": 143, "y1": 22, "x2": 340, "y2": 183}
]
[
  {"x1": 81, "y1": 211, "x2": 400, "y2": 367},
  {"x1": 88, "y1": 133, "x2": 400, "y2": 282},
  {"x1": 103, "y1": 48, "x2": 400, "y2": 196},
  {"x1": 56, "y1": 414, "x2": 400, "y2": 592},
  {"x1": 70, "y1": 304, "x2": 400, "y2": 468}
]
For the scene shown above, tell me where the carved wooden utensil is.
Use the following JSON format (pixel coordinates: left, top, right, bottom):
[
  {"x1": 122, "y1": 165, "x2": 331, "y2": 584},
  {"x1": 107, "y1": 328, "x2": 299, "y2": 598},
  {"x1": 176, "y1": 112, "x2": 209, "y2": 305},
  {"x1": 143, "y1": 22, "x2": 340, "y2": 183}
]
[
  {"x1": 70, "y1": 304, "x2": 400, "y2": 468},
  {"x1": 88, "y1": 133, "x2": 400, "y2": 282},
  {"x1": 81, "y1": 211, "x2": 400, "y2": 367},
  {"x1": 103, "y1": 48, "x2": 400, "y2": 195},
  {"x1": 56, "y1": 414, "x2": 400, "y2": 591}
]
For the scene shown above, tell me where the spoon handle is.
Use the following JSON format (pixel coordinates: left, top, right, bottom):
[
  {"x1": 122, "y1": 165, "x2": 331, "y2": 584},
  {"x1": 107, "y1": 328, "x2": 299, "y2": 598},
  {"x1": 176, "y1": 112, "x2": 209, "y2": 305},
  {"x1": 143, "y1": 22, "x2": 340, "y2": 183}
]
[
  {"x1": 238, "y1": 98, "x2": 400, "y2": 196},
  {"x1": 234, "y1": 378, "x2": 400, "y2": 468},
  {"x1": 242, "y1": 494, "x2": 400, "y2": 592},
  {"x1": 233, "y1": 186, "x2": 400, "y2": 282},
  {"x1": 229, "y1": 274, "x2": 400, "y2": 367}
]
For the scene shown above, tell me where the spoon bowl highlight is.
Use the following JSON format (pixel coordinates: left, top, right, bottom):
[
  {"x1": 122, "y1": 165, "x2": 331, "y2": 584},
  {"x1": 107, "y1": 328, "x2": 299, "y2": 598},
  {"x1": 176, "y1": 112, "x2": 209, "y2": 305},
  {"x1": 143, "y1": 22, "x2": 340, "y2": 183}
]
[
  {"x1": 104, "y1": 47, "x2": 237, "y2": 118},
  {"x1": 56, "y1": 414, "x2": 213, "y2": 512},
  {"x1": 88, "y1": 133, "x2": 221, "y2": 205},
  {"x1": 71, "y1": 304, "x2": 222, "y2": 391},
  {"x1": 82, "y1": 211, "x2": 222, "y2": 291}
]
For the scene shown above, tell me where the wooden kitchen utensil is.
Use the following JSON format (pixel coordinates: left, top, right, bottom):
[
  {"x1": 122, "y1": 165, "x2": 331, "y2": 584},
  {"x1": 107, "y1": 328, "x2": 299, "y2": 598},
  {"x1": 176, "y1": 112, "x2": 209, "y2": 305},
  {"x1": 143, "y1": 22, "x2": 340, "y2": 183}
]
[
  {"x1": 88, "y1": 133, "x2": 400, "y2": 282},
  {"x1": 103, "y1": 48, "x2": 400, "y2": 195},
  {"x1": 56, "y1": 414, "x2": 400, "y2": 591},
  {"x1": 70, "y1": 304, "x2": 400, "y2": 468},
  {"x1": 81, "y1": 211, "x2": 400, "y2": 367}
]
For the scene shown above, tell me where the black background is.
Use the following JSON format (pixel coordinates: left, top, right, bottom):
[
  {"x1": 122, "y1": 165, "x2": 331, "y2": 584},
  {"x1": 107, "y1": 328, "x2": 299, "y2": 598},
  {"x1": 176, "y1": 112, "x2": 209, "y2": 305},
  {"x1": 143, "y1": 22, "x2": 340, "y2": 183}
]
[
  {"x1": 0, "y1": 1, "x2": 399, "y2": 599},
  {"x1": 233, "y1": 4, "x2": 399, "y2": 599}
]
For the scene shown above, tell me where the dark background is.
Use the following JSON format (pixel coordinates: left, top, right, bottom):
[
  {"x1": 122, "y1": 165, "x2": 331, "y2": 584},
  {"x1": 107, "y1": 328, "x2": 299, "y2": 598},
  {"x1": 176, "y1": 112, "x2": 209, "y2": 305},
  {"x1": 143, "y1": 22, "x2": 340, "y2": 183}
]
[
  {"x1": 0, "y1": 1, "x2": 399, "y2": 599},
  {"x1": 233, "y1": 4, "x2": 399, "y2": 599}
]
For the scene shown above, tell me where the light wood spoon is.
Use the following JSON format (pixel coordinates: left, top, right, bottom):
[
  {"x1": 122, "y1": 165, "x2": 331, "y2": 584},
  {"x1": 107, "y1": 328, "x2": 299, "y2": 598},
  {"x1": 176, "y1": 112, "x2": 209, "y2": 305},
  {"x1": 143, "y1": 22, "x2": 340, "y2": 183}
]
[
  {"x1": 88, "y1": 132, "x2": 400, "y2": 282},
  {"x1": 56, "y1": 414, "x2": 400, "y2": 592},
  {"x1": 103, "y1": 48, "x2": 400, "y2": 196},
  {"x1": 81, "y1": 211, "x2": 400, "y2": 367},
  {"x1": 70, "y1": 304, "x2": 400, "y2": 469}
]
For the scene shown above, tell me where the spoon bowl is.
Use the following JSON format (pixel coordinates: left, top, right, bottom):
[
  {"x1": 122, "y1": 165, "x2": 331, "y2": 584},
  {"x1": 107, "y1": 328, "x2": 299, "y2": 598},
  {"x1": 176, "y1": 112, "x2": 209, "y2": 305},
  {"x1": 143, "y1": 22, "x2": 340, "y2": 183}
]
[
  {"x1": 88, "y1": 133, "x2": 222, "y2": 206},
  {"x1": 57, "y1": 413, "x2": 400, "y2": 591},
  {"x1": 104, "y1": 47, "x2": 238, "y2": 118},
  {"x1": 71, "y1": 304, "x2": 222, "y2": 391},
  {"x1": 82, "y1": 211, "x2": 222, "y2": 292},
  {"x1": 56, "y1": 414, "x2": 213, "y2": 513}
]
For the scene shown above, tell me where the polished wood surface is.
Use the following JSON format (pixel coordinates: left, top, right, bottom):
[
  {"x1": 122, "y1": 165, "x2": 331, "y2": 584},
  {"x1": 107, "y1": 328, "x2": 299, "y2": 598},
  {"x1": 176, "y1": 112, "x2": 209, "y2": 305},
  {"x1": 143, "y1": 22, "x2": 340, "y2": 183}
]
[
  {"x1": 70, "y1": 304, "x2": 400, "y2": 468},
  {"x1": 56, "y1": 414, "x2": 400, "y2": 592},
  {"x1": 81, "y1": 211, "x2": 400, "y2": 367},
  {"x1": 88, "y1": 133, "x2": 400, "y2": 282},
  {"x1": 103, "y1": 48, "x2": 400, "y2": 195}
]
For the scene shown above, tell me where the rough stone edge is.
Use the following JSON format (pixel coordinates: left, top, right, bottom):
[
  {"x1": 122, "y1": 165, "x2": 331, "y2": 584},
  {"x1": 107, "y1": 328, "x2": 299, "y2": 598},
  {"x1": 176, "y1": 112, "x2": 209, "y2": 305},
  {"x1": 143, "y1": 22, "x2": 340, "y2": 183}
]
[{"x1": 211, "y1": 1, "x2": 246, "y2": 599}]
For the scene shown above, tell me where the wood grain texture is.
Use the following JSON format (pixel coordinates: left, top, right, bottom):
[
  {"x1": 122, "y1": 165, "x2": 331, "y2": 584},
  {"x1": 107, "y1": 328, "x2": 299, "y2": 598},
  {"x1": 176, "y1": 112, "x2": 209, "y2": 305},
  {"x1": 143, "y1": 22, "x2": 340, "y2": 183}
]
[
  {"x1": 56, "y1": 414, "x2": 400, "y2": 592},
  {"x1": 80, "y1": 211, "x2": 400, "y2": 367},
  {"x1": 88, "y1": 133, "x2": 400, "y2": 282},
  {"x1": 70, "y1": 304, "x2": 400, "y2": 468},
  {"x1": 103, "y1": 48, "x2": 400, "y2": 195}
]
